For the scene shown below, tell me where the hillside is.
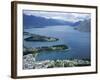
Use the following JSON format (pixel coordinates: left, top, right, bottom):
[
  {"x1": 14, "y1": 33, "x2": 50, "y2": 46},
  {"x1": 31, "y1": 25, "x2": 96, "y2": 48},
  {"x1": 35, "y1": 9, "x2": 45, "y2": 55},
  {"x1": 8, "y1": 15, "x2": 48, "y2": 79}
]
[{"x1": 74, "y1": 19, "x2": 91, "y2": 32}]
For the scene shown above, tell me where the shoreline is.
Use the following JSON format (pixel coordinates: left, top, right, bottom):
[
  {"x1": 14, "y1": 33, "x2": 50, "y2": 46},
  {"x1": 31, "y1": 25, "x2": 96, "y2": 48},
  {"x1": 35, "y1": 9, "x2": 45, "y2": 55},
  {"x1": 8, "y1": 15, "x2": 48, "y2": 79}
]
[
  {"x1": 23, "y1": 54, "x2": 91, "y2": 69},
  {"x1": 23, "y1": 32, "x2": 90, "y2": 69}
]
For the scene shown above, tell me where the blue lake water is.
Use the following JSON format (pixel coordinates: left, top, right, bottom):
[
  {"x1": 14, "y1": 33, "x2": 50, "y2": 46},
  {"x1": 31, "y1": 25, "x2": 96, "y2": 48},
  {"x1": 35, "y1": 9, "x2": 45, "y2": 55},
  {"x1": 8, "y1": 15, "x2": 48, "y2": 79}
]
[{"x1": 24, "y1": 26, "x2": 90, "y2": 61}]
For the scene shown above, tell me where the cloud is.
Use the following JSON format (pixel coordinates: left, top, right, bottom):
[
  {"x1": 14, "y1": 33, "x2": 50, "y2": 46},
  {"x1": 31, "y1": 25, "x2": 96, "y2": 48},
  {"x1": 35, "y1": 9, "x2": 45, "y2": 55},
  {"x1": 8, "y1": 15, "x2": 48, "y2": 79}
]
[{"x1": 23, "y1": 10, "x2": 91, "y2": 22}]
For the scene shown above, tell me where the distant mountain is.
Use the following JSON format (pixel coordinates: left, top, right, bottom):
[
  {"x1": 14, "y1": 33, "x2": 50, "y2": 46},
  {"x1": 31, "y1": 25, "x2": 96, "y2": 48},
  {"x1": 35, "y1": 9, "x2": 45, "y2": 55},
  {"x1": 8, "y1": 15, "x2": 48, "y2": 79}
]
[
  {"x1": 72, "y1": 21, "x2": 82, "y2": 26},
  {"x1": 74, "y1": 19, "x2": 91, "y2": 32},
  {"x1": 23, "y1": 14, "x2": 80, "y2": 29}
]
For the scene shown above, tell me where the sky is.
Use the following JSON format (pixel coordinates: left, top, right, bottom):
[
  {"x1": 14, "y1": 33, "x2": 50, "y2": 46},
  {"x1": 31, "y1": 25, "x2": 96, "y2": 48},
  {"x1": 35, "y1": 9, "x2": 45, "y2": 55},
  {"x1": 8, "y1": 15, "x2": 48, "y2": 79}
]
[{"x1": 23, "y1": 10, "x2": 91, "y2": 23}]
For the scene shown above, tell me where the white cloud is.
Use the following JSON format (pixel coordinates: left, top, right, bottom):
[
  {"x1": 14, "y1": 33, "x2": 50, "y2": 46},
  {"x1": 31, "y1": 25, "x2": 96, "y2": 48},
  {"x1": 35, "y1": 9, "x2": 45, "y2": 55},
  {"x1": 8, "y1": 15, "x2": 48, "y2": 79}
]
[{"x1": 23, "y1": 10, "x2": 91, "y2": 22}]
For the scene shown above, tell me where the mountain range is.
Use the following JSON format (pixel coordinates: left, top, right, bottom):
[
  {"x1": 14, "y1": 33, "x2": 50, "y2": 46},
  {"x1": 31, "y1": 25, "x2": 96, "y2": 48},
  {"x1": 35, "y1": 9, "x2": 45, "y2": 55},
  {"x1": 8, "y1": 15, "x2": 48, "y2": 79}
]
[
  {"x1": 23, "y1": 14, "x2": 80, "y2": 29},
  {"x1": 23, "y1": 14, "x2": 91, "y2": 32}
]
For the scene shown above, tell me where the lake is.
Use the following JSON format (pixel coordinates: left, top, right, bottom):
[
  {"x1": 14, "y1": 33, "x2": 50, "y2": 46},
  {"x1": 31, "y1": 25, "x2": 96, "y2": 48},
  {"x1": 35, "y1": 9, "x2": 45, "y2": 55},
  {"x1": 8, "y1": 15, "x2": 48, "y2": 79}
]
[{"x1": 24, "y1": 25, "x2": 90, "y2": 61}]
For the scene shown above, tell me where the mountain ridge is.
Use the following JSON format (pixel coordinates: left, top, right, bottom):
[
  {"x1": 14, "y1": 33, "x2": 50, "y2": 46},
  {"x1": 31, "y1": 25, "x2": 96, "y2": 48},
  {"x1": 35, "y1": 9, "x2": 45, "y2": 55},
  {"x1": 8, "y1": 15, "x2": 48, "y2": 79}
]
[{"x1": 23, "y1": 14, "x2": 80, "y2": 29}]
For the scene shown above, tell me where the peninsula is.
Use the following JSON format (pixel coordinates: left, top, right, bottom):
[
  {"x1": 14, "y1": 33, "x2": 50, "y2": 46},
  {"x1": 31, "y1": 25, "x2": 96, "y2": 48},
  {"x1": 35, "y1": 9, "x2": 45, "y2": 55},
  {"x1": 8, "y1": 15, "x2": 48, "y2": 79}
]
[
  {"x1": 24, "y1": 32, "x2": 59, "y2": 42},
  {"x1": 23, "y1": 44, "x2": 69, "y2": 55}
]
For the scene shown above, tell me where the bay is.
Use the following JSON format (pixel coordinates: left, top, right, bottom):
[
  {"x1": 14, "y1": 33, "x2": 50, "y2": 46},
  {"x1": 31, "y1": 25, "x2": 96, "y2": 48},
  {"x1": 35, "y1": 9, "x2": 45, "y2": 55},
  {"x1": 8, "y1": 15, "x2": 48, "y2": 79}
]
[{"x1": 24, "y1": 25, "x2": 90, "y2": 61}]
